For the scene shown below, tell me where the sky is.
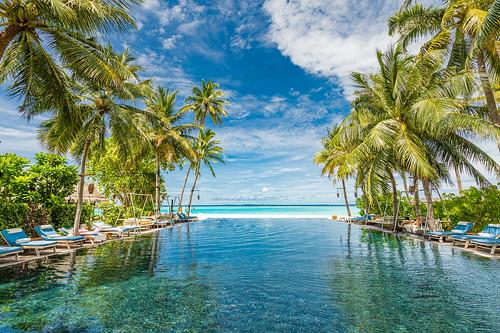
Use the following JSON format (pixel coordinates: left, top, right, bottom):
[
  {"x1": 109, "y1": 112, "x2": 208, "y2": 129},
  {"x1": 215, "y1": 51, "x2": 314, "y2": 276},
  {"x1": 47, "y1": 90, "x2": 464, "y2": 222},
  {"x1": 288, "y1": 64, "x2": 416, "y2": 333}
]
[{"x1": 0, "y1": 0, "x2": 498, "y2": 205}]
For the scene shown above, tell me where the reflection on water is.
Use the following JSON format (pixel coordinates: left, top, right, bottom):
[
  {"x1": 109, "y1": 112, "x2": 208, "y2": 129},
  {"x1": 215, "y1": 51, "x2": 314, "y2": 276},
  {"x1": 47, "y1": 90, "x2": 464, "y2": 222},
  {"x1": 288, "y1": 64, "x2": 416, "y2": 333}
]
[{"x1": 0, "y1": 219, "x2": 498, "y2": 332}]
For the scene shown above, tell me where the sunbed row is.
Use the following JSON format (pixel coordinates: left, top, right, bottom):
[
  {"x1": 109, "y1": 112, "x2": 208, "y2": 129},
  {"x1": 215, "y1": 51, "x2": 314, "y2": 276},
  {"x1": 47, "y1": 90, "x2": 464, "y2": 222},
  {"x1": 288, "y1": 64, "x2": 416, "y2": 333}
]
[
  {"x1": 425, "y1": 222, "x2": 500, "y2": 255},
  {"x1": 0, "y1": 213, "x2": 198, "y2": 263}
]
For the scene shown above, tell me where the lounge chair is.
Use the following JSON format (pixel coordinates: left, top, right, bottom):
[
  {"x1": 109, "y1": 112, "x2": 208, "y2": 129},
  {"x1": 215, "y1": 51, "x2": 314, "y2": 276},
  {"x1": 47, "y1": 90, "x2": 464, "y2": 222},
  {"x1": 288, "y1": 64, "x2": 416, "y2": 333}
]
[
  {"x1": 177, "y1": 213, "x2": 197, "y2": 222},
  {"x1": 425, "y1": 221, "x2": 474, "y2": 242},
  {"x1": 0, "y1": 246, "x2": 23, "y2": 262},
  {"x1": 123, "y1": 217, "x2": 153, "y2": 230},
  {"x1": 34, "y1": 225, "x2": 85, "y2": 249},
  {"x1": 450, "y1": 224, "x2": 500, "y2": 249},
  {"x1": 59, "y1": 227, "x2": 107, "y2": 244},
  {"x1": 1, "y1": 228, "x2": 57, "y2": 257},
  {"x1": 92, "y1": 221, "x2": 139, "y2": 237},
  {"x1": 471, "y1": 238, "x2": 500, "y2": 255}
]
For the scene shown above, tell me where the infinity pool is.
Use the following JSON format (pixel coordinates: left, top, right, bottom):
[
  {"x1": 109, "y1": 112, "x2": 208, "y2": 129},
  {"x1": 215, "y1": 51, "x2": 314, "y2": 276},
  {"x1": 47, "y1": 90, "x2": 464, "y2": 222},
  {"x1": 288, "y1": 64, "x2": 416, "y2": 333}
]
[{"x1": 0, "y1": 219, "x2": 498, "y2": 332}]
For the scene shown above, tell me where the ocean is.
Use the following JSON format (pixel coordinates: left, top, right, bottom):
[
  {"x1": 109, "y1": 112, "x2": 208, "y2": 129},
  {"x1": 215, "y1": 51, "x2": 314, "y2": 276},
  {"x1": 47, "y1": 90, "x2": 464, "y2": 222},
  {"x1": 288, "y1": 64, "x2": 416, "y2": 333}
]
[{"x1": 161, "y1": 204, "x2": 359, "y2": 219}]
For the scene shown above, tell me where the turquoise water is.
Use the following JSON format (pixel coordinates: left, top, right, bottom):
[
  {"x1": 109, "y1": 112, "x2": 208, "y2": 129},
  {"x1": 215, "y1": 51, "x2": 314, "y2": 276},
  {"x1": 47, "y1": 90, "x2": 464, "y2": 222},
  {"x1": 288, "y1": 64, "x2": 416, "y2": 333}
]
[
  {"x1": 0, "y1": 219, "x2": 499, "y2": 332},
  {"x1": 164, "y1": 205, "x2": 359, "y2": 217}
]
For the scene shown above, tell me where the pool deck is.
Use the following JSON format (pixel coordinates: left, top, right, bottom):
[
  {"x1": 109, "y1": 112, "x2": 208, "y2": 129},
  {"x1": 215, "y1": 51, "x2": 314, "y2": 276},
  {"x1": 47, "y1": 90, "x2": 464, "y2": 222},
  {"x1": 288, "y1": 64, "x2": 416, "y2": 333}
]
[{"x1": 0, "y1": 225, "x2": 175, "y2": 270}]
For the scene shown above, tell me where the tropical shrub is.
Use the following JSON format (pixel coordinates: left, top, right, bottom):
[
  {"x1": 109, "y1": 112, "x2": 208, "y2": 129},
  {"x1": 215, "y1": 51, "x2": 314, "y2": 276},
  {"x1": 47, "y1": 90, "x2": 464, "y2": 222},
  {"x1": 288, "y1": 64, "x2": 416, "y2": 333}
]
[
  {"x1": 434, "y1": 186, "x2": 500, "y2": 232},
  {"x1": 88, "y1": 140, "x2": 160, "y2": 209},
  {"x1": 0, "y1": 152, "x2": 90, "y2": 239}
]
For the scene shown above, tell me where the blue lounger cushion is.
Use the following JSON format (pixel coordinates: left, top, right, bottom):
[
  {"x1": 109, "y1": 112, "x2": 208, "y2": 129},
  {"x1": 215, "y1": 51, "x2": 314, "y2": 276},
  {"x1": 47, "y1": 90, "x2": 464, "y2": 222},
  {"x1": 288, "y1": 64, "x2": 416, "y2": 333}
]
[
  {"x1": 35, "y1": 225, "x2": 85, "y2": 241},
  {"x1": 1, "y1": 228, "x2": 57, "y2": 247},
  {"x1": 472, "y1": 238, "x2": 500, "y2": 245},
  {"x1": 428, "y1": 222, "x2": 473, "y2": 236},
  {"x1": 0, "y1": 246, "x2": 22, "y2": 255},
  {"x1": 452, "y1": 224, "x2": 500, "y2": 241}
]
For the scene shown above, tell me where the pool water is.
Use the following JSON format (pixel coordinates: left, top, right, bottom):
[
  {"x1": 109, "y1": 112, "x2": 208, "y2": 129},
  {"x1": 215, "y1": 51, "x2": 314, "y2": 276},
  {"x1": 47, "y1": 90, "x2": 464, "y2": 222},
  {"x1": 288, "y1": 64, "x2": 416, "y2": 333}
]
[{"x1": 0, "y1": 219, "x2": 498, "y2": 332}]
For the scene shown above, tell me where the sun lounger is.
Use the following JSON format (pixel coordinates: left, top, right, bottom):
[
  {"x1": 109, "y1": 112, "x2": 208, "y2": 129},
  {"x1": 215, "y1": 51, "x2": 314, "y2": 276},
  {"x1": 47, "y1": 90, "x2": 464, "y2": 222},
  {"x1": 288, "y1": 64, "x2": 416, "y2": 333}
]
[
  {"x1": 123, "y1": 218, "x2": 153, "y2": 230},
  {"x1": 0, "y1": 246, "x2": 23, "y2": 262},
  {"x1": 59, "y1": 227, "x2": 107, "y2": 244},
  {"x1": 34, "y1": 225, "x2": 85, "y2": 249},
  {"x1": 450, "y1": 224, "x2": 500, "y2": 249},
  {"x1": 92, "y1": 221, "x2": 139, "y2": 237},
  {"x1": 425, "y1": 221, "x2": 474, "y2": 242},
  {"x1": 1, "y1": 228, "x2": 57, "y2": 257},
  {"x1": 471, "y1": 238, "x2": 500, "y2": 255}
]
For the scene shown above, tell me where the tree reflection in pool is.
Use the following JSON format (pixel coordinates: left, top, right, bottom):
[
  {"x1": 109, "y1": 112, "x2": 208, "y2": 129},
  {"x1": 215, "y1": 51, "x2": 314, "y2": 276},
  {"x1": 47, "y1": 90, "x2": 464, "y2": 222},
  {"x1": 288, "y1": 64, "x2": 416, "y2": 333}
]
[{"x1": 0, "y1": 219, "x2": 498, "y2": 332}]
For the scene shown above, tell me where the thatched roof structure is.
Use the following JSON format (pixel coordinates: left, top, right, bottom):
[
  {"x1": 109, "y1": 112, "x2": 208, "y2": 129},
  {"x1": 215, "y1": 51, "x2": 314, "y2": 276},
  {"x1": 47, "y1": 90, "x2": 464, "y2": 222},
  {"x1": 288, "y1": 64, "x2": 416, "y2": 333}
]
[{"x1": 68, "y1": 183, "x2": 107, "y2": 203}]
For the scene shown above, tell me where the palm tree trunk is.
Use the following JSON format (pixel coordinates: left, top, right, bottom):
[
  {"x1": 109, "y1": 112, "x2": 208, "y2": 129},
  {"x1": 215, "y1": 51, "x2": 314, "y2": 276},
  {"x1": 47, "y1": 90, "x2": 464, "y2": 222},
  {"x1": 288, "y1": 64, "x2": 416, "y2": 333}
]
[
  {"x1": 454, "y1": 165, "x2": 463, "y2": 192},
  {"x1": 341, "y1": 179, "x2": 351, "y2": 217},
  {"x1": 187, "y1": 166, "x2": 200, "y2": 216},
  {"x1": 476, "y1": 50, "x2": 500, "y2": 125},
  {"x1": 402, "y1": 173, "x2": 411, "y2": 202},
  {"x1": 73, "y1": 140, "x2": 91, "y2": 235},
  {"x1": 422, "y1": 179, "x2": 435, "y2": 230},
  {"x1": 389, "y1": 172, "x2": 399, "y2": 231},
  {"x1": 155, "y1": 150, "x2": 161, "y2": 215},
  {"x1": 178, "y1": 166, "x2": 191, "y2": 213},
  {"x1": 413, "y1": 178, "x2": 421, "y2": 223},
  {"x1": 0, "y1": 25, "x2": 22, "y2": 60}
]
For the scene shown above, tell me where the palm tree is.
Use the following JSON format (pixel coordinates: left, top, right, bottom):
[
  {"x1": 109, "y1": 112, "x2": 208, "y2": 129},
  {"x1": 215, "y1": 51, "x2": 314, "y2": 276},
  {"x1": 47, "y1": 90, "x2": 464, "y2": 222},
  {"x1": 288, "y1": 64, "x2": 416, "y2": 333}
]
[
  {"x1": 140, "y1": 87, "x2": 198, "y2": 214},
  {"x1": 388, "y1": 0, "x2": 500, "y2": 125},
  {"x1": 0, "y1": 0, "x2": 138, "y2": 111},
  {"x1": 177, "y1": 158, "x2": 192, "y2": 213},
  {"x1": 314, "y1": 126, "x2": 355, "y2": 217},
  {"x1": 336, "y1": 45, "x2": 499, "y2": 230},
  {"x1": 182, "y1": 80, "x2": 228, "y2": 126},
  {"x1": 38, "y1": 48, "x2": 149, "y2": 234},
  {"x1": 187, "y1": 129, "x2": 224, "y2": 216}
]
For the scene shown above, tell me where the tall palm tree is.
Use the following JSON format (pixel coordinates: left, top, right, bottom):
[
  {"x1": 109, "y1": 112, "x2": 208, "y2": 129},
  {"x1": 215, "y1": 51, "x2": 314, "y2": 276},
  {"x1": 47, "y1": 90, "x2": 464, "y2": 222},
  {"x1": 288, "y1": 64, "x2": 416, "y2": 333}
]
[
  {"x1": 140, "y1": 87, "x2": 197, "y2": 214},
  {"x1": 388, "y1": 0, "x2": 500, "y2": 125},
  {"x1": 187, "y1": 129, "x2": 224, "y2": 216},
  {"x1": 336, "y1": 45, "x2": 498, "y2": 229},
  {"x1": 38, "y1": 48, "x2": 149, "y2": 234},
  {"x1": 0, "y1": 0, "x2": 138, "y2": 111},
  {"x1": 182, "y1": 80, "x2": 228, "y2": 126}
]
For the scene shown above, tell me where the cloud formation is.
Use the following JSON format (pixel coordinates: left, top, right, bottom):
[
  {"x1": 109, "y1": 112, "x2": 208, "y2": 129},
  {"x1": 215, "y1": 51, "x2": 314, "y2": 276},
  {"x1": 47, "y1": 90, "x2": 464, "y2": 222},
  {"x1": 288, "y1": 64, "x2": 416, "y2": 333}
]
[{"x1": 263, "y1": 0, "x2": 403, "y2": 96}]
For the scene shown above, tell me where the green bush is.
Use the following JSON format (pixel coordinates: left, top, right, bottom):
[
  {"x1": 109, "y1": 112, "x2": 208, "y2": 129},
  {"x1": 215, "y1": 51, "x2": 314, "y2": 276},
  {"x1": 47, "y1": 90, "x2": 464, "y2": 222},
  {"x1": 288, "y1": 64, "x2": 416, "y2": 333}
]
[
  {"x1": 0, "y1": 202, "x2": 29, "y2": 231},
  {"x1": 434, "y1": 186, "x2": 500, "y2": 232}
]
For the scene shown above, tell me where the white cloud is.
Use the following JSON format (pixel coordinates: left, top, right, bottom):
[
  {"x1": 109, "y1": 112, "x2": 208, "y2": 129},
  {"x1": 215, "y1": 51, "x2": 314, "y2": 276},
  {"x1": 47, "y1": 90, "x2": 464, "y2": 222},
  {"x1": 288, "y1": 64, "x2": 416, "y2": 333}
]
[
  {"x1": 161, "y1": 35, "x2": 179, "y2": 50},
  {"x1": 263, "y1": 0, "x2": 406, "y2": 97},
  {"x1": 261, "y1": 186, "x2": 269, "y2": 193}
]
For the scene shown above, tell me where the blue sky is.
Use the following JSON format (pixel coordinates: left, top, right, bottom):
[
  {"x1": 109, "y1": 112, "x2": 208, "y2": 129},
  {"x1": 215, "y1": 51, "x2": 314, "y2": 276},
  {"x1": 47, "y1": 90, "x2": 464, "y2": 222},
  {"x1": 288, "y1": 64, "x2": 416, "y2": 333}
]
[{"x1": 0, "y1": 0, "x2": 498, "y2": 205}]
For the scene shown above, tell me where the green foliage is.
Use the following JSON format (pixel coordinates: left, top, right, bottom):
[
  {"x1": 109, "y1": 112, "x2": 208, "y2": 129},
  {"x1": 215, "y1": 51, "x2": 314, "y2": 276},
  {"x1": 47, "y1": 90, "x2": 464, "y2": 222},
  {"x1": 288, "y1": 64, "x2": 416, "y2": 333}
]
[
  {"x1": 434, "y1": 186, "x2": 500, "y2": 232},
  {"x1": 95, "y1": 201, "x2": 140, "y2": 226},
  {"x1": 88, "y1": 140, "x2": 160, "y2": 208},
  {"x1": 12, "y1": 153, "x2": 78, "y2": 207},
  {"x1": 0, "y1": 202, "x2": 29, "y2": 231},
  {"x1": 0, "y1": 152, "x2": 89, "y2": 238},
  {"x1": 0, "y1": 153, "x2": 29, "y2": 201}
]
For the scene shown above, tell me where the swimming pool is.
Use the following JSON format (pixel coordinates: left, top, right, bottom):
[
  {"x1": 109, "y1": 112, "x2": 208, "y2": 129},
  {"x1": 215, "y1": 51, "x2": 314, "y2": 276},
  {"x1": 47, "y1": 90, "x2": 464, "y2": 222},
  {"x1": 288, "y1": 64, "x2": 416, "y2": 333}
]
[{"x1": 0, "y1": 219, "x2": 498, "y2": 332}]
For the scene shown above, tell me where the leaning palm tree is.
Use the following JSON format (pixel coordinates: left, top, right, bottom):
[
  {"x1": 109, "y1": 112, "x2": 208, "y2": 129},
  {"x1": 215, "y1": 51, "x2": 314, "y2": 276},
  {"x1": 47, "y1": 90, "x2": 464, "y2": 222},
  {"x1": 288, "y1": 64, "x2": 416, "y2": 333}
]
[
  {"x1": 177, "y1": 157, "x2": 192, "y2": 213},
  {"x1": 0, "y1": 0, "x2": 139, "y2": 112},
  {"x1": 182, "y1": 80, "x2": 228, "y2": 126},
  {"x1": 388, "y1": 0, "x2": 500, "y2": 125},
  {"x1": 314, "y1": 126, "x2": 356, "y2": 217},
  {"x1": 38, "y1": 48, "x2": 149, "y2": 234},
  {"x1": 187, "y1": 129, "x2": 224, "y2": 216},
  {"x1": 336, "y1": 45, "x2": 499, "y2": 230},
  {"x1": 140, "y1": 87, "x2": 198, "y2": 214}
]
